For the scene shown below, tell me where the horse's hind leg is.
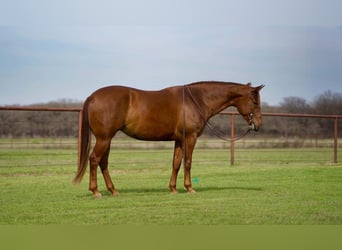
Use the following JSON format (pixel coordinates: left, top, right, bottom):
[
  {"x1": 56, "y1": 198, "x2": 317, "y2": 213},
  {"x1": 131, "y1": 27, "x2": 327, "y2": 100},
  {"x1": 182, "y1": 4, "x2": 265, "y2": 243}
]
[
  {"x1": 99, "y1": 145, "x2": 120, "y2": 196},
  {"x1": 89, "y1": 138, "x2": 111, "y2": 197}
]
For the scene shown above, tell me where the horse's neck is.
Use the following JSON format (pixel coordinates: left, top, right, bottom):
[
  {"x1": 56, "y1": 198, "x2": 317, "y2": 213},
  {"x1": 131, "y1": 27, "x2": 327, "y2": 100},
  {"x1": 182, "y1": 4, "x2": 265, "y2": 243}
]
[{"x1": 194, "y1": 84, "x2": 243, "y2": 117}]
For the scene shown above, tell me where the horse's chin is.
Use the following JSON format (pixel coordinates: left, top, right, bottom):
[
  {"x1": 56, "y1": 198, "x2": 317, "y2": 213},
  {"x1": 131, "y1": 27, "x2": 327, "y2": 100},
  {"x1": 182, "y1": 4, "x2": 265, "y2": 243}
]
[{"x1": 249, "y1": 123, "x2": 260, "y2": 131}]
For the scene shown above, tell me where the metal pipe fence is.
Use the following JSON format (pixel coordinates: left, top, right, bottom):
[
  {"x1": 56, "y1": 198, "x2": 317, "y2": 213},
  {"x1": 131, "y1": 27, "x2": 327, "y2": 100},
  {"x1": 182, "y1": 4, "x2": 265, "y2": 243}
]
[
  {"x1": 221, "y1": 111, "x2": 342, "y2": 164},
  {"x1": 1, "y1": 106, "x2": 341, "y2": 166}
]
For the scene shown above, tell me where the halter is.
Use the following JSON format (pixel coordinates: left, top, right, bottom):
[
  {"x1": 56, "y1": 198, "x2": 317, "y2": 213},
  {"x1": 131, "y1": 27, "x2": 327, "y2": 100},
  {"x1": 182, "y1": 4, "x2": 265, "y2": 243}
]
[
  {"x1": 248, "y1": 112, "x2": 256, "y2": 131},
  {"x1": 182, "y1": 85, "x2": 252, "y2": 142}
]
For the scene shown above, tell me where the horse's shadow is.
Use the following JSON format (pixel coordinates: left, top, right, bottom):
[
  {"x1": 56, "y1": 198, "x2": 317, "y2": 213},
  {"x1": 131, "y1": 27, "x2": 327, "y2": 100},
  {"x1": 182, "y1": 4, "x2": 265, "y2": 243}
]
[
  {"x1": 195, "y1": 186, "x2": 263, "y2": 192},
  {"x1": 99, "y1": 186, "x2": 263, "y2": 196},
  {"x1": 78, "y1": 186, "x2": 263, "y2": 198}
]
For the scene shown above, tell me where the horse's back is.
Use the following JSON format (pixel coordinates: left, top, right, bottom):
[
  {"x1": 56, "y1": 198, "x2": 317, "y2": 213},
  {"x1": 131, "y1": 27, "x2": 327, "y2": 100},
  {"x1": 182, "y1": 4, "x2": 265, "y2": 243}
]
[{"x1": 86, "y1": 85, "x2": 183, "y2": 140}]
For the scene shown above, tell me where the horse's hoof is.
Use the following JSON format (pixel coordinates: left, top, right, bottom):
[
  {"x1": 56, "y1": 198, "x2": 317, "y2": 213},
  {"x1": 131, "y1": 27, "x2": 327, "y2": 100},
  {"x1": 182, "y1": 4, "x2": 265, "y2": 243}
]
[
  {"x1": 169, "y1": 187, "x2": 178, "y2": 194},
  {"x1": 112, "y1": 191, "x2": 120, "y2": 196},
  {"x1": 93, "y1": 192, "x2": 102, "y2": 198},
  {"x1": 187, "y1": 189, "x2": 196, "y2": 194}
]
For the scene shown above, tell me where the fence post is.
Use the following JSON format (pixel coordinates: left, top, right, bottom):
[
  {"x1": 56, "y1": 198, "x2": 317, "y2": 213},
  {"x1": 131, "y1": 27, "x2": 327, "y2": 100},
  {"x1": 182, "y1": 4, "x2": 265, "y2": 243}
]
[
  {"x1": 334, "y1": 117, "x2": 338, "y2": 163},
  {"x1": 230, "y1": 113, "x2": 235, "y2": 166}
]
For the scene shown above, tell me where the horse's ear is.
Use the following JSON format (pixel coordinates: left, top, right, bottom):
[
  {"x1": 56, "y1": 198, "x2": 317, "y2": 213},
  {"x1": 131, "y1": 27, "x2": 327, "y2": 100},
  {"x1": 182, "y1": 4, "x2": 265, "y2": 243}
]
[
  {"x1": 246, "y1": 82, "x2": 252, "y2": 87},
  {"x1": 255, "y1": 84, "x2": 265, "y2": 91}
]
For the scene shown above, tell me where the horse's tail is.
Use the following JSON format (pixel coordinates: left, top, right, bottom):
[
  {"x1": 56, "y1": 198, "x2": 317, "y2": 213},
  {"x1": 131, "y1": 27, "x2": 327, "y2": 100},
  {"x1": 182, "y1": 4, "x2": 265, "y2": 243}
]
[{"x1": 73, "y1": 99, "x2": 91, "y2": 184}]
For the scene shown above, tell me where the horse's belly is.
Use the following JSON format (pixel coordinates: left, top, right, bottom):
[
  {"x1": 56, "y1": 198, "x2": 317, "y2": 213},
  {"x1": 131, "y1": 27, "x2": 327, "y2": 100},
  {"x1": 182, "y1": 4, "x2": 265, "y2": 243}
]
[{"x1": 122, "y1": 122, "x2": 177, "y2": 141}]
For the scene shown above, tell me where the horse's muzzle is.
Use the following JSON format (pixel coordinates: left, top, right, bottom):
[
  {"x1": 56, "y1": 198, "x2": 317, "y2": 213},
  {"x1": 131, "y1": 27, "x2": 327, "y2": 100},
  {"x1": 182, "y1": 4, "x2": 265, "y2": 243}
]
[{"x1": 249, "y1": 122, "x2": 260, "y2": 132}]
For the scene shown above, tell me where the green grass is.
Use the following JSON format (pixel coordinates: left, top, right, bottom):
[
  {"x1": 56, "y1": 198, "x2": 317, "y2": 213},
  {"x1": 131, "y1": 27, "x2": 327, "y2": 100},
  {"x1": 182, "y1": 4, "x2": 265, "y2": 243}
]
[{"x1": 0, "y1": 143, "x2": 341, "y2": 225}]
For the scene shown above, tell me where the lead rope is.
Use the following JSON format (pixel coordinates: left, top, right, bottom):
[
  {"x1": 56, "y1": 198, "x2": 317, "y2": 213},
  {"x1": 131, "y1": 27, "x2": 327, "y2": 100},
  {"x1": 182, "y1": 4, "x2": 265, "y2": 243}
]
[
  {"x1": 205, "y1": 119, "x2": 251, "y2": 142},
  {"x1": 184, "y1": 85, "x2": 251, "y2": 142}
]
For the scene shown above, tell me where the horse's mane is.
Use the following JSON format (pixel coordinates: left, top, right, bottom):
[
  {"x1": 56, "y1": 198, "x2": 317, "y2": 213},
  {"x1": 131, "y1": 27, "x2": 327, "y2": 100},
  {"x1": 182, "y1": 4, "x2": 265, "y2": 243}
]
[{"x1": 187, "y1": 81, "x2": 245, "y2": 87}]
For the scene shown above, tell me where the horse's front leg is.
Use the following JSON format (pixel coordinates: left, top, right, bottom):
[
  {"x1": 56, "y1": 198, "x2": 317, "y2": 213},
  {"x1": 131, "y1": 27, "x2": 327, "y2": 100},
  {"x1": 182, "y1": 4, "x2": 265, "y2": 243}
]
[
  {"x1": 183, "y1": 134, "x2": 197, "y2": 193},
  {"x1": 169, "y1": 140, "x2": 183, "y2": 193}
]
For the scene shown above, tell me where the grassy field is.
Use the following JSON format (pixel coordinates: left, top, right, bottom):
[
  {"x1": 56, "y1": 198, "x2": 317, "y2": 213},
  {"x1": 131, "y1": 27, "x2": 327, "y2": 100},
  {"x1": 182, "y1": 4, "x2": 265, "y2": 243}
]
[{"x1": 0, "y1": 139, "x2": 341, "y2": 225}]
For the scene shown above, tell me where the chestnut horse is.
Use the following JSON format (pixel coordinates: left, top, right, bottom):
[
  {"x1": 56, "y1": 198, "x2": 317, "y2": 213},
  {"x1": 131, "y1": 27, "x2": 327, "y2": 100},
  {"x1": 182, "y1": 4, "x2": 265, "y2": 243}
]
[{"x1": 73, "y1": 81, "x2": 264, "y2": 197}]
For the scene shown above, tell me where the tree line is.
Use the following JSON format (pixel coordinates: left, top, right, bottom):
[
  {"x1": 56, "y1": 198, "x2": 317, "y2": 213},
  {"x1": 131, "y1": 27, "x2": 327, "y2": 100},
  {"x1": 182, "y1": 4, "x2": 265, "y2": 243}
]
[
  {"x1": 0, "y1": 99, "x2": 81, "y2": 138},
  {"x1": 0, "y1": 91, "x2": 341, "y2": 138}
]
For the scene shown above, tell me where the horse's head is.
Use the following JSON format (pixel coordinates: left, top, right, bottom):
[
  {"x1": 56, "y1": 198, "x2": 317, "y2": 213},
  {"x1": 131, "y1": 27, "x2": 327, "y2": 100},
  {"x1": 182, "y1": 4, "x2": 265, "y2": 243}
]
[{"x1": 236, "y1": 83, "x2": 265, "y2": 131}]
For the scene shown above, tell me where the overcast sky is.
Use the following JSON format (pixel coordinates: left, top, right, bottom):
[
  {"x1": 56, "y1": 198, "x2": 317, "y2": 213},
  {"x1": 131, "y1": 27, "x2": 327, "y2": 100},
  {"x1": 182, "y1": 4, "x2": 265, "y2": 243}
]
[{"x1": 1, "y1": 1, "x2": 342, "y2": 106}]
